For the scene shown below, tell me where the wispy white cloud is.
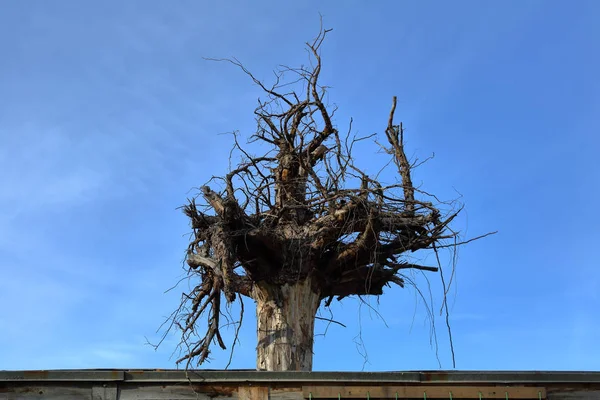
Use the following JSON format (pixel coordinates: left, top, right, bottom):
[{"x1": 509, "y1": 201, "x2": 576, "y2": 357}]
[{"x1": 0, "y1": 127, "x2": 107, "y2": 209}]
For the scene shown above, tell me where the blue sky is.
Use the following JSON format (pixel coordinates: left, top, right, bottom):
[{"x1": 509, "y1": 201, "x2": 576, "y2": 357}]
[{"x1": 1, "y1": 0, "x2": 599, "y2": 371}]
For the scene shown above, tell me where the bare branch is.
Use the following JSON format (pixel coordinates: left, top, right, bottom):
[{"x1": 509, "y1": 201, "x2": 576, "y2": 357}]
[{"x1": 159, "y1": 25, "x2": 492, "y2": 371}]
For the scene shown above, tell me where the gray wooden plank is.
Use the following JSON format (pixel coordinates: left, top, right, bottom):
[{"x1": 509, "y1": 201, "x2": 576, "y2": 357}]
[
  {"x1": 2, "y1": 370, "x2": 600, "y2": 384},
  {"x1": 92, "y1": 384, "x2": 118, "y2": 400},
  {"x1": 122, "y1": 371, "x2": 423, "y2": 383},
  {"x1": 0, "y1": 371, "x2": 124, "y2": 382},
  {"x1": 0, "y1": 385, "x2": 92, "y2": 400},
  {"x1": 119, "y1": 384, "x2": 237, "y2": 400},
  {"x1": 548, "y1": 390, "x2": 600, "y2": 399}
]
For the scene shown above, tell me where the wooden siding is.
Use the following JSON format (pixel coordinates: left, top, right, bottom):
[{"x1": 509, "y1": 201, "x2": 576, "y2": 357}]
[{"x1": 1, "y1": 370, "x2": 600, "y2": 400}]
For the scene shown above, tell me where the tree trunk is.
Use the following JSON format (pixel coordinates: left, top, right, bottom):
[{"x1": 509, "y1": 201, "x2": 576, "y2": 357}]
[{"x1": 254, "y1": 279, "x2": 321, "y2": 371}]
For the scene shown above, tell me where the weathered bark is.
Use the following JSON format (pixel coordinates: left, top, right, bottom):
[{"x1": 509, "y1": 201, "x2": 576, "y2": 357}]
[{"x1": 253, "y1": 279, "x2": 321, "y2": 371}]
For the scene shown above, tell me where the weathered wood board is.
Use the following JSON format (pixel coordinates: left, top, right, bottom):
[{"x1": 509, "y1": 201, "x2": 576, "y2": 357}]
[
  {"x1": 2, "y1": 370, "x2": 600, "y2": 400},
  {"x1": 303, "y1": 385, "x2": 547, "y2": 399}
]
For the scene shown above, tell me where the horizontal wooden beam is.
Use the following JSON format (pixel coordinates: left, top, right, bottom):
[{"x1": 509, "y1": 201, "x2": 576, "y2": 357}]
[{"x1": 302, "y1": 385, "x2": 547, "y2": 399}]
